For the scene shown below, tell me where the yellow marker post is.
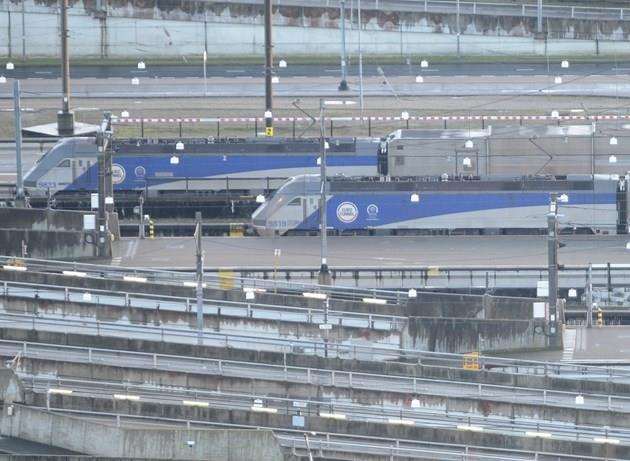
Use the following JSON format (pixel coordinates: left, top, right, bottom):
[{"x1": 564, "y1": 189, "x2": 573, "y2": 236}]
[
  {"x1": 149, "y1": 219, "x2": 155, "y2": 239},
  {"x1": 463, "y1": 352, "x2": 480, "y2": 370},
  {"x1": 265, "y1": 127, "x2": 274, "y2": 137},
  {"x1": 597, "y1": 308, "x2": 603, "y2": 328}
]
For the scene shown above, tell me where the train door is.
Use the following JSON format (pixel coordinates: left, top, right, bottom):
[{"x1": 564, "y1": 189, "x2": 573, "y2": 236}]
[
  {"x1": 284, "y1": 196, "x2": 307, "y2": 227},
  {"x1": 52, "y1": 158, "x2": 73, "y2": 189}
]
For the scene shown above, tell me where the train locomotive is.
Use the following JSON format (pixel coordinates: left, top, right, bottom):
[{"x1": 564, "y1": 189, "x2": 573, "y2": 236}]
[
  {"x1": 252, "y1": 174, "x2": 629, "y2": 236},
  {"x1": 23, "y1": 136, "x2": 379, "y2": 197}
]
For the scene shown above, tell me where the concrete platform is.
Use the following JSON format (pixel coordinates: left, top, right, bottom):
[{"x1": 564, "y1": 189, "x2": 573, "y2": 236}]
[{"x1": 113, "y1": 234, "x2": 630, "y2": 269}]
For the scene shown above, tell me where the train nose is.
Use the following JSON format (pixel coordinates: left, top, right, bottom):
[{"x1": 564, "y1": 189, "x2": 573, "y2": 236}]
[{"x1": 251, "y1": 203, "x2": 275, "y2": 237}]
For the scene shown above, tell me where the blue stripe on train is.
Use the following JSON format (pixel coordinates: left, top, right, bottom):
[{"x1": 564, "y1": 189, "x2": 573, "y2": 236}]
[
  {"x1": 64, "y1": 154, "x2": 376, "y2": 191},
  {"x1": 296, "y1": 192, "x2": 615, "y2": 230}
]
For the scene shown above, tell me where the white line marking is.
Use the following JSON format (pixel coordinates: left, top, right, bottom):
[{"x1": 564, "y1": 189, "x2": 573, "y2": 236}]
[{"x1": 562, "y1": 329, "x2": 577, "y2": 361}]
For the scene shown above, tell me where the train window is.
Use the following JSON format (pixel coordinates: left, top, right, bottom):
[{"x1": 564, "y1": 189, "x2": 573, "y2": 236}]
[
  {"x1": 78, "y1": 160, "x2": 83, "y2": 167},
  {"x1": 395, "y1": 156, "x2": 405, "y2": 166},
  {"x1": 288, "y1": 197, "x2": 302, "y2": 206},
  {"x1": 396, "y1": 145, "x2": 404, "y2": 150},
  {"x1": 56, "y1": 159, "x2": 71, "y2": 168}
]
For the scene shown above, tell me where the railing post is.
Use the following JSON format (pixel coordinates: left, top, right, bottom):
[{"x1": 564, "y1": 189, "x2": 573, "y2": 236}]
[
  {"x1": 218, "y1": 360, "x2": 223, "y2": 375},
  {"x1": 3, "y1": 281, "x2": 7, "y2": 296},
  {"x1": 348, "y1": 372, "x2": 352, "y2": 387},
  {"x1": 88, "y1": 348, "x2": 92, "y2": 363},
  {"x1": 413, "y1": 377, "x2": 417, "y2": 393},
  {"x1": 125, "y1": 293, "x2": 130, "y2": 307},
  {"x1": 331, "y1": 370, "x2": 335, "y2": 386},
  {"x1": 424, "y1": 0, "x2": 427, "y2": 12},
  {"x1": 22, "y1": 342, "x2": 27, "y2": 355},
  {"x1": 64, "y1": 287, "x2": 69, "y2": 301},
  {"x1": 543, "y1": 389, "x2": 547, "y2": 404},
  {"x1": 571, "y1": 6, "x2": 574, "y2": 18},
  {"x1": 307, "y1": 367, "x2": 311, "y2": 384},
  {"x1": 153, "y1": 354, "x2": 157, "y2": 369}
]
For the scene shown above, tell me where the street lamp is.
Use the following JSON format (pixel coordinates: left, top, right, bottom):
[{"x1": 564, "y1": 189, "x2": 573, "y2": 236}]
[{"x1": 318, "y1": 98, "x2": 356, "y2": 285}]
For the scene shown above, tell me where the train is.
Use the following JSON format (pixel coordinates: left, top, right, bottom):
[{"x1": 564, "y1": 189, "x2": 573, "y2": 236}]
[
  {"x1": 380, "y1": 126, "x2": 630, "y2": 177},
  {"x1": 251, "y1": 174, "x2": 629, "y2": 236},
  {"x1": 23, "y1": 136, "x2": 380, "y2": 198}
]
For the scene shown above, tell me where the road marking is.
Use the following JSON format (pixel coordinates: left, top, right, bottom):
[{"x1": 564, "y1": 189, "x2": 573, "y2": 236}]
[
  {"x1": 226, "y1": 70, "x2": 246, "y2": 73},
  {"x1": 516, "y1": 68, "x2": 534, "y2": 71},
  {"x1": 562, "y1": 329, "x2": 577, "y2": 361},
  {"x1": 34, "y1": 71, "x2": 53, "y2": 75},
  {"x1": 111, "y1": 256, "x2": 122, "y2": 267}
]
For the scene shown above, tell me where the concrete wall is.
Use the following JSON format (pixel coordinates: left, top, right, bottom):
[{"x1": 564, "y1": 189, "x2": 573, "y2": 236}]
[
  {"x1": 403, "y1": 317, "x2": 549, "y2": 353},
  {"x1": 0, "y1": 296, "x2": 401, "y2": 350},
  {"x1": 0, "y1": 404, "x2": 285, "y2": 460},
  {"x1": 0, "y1": 326, "x2": 622, "y2": 396},
  {"x1": 1, "y1": 0, "x2": 630, "y2": 59},
  {"x1": 28, "y1": 394, "x2": 630, "y2": 459},
  {"x1": 0, "y1": 208, "x2": 99, "y2": 260}
]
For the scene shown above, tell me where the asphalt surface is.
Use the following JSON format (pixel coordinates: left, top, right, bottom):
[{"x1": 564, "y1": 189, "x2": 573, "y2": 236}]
[
  {"x1": 2, "y1": 74, "x2": 630, "y2": 99},
  {"x1": 0, "y1": 143, "x2": 49, "y2": 184},
  {"x1": 7, "y1": 62, "x2": 630, "y2": 79},
  {"x1": 114, "y1": 235, "x2": 630, "y2": 269}
]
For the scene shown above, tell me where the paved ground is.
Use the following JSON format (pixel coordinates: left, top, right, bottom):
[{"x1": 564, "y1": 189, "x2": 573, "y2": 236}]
[
  {"x1": 8, "y1": 61, "x2": 630, "y2": 79},
  {"x1": 0, "y1": 143, "x2": 51, "y2": 184},
  {"x1": 113, "y1": 234, "x2": 630, "y2": 269},
  {"x1": 2, "y1": 74, "x2": 630, "y2": 99}
]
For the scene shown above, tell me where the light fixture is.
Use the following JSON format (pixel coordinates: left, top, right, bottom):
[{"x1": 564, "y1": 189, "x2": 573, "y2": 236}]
[
  {"x1": 279, "y1": 60, "x2": 287, "y2": 68},
  {"x1": 271, "y1": 76, "x2": 279, "y2": 83},
  {"x1": 609, "y1": 155, "x2": 618, "y2": 164},
  {"x1": 410, "y1": 398, "x2": 420, "y2": 408},
  {"x1": 82, "y1": 292, "x2": 92, "y2": 301},
  {"x1": 561, "y1": 60, "x2": 569, "y2": 68},
  {"x1": 113, "y1": 394, "x2": 140, "y2": 401},
  {"x1": 554, "y1": 76, "x2": 562, "y2": 84},
  {"x1": 137, "y1": 61, "x2": 146, "y2": 69},
  {"x1": 593, "y1": 437, "x2": 620, "y2": 445},
  {"x1": 420, "y1": 60, "x2": 429, "y2": 68},
  {"x1": 526, "y1": 431, "x2": 552, "y2": 438},
  {"x1": 362, "y1": 297, "x2": 387, "y2": 305},
  {"x1": 575, "y1": 395, "x2": 584, "y2": 405},
  {"x1": 324, "y1": 141, "x2": 330, "y2": 150},
  {"x1": 0, "y1": 75, "x2": 6, "y2": 84},
  {"x1": 245, "y1": 291, "x2": 255, "y2": 300},
  {"x1": 316, "y1": 157, "x2": 322, "y2": 165},
  {"x1": 264, "y1": 110, "x2": 273, "y2": 119},
  {"x1": 170, "y1": 155, "x2": 180, "y2": 165},
  {"x1": 550, "y1": 110, "x2": 560, "y2": 118},
  {"x1": 123, "y1": 275, "x2": 147, "y2": 283},
  {"x1": 175, "y1": 141, "x2": 185, "y2": 151},
  {"x1": 401, "y1": 111, "x2": 410, "y2": 120},
  {"x1": 463, "y1": 157, "x2": 472, "y2": 167},
  {"x1": 182, "y1": 400, "x2": 209, "y2": 408},
  {"x1": 568, "y1": 288, "x2": 577, "y2": 298},
  {"x1": 387, "y1": 418, "x2": 415, "y2": 426},
  {"x1": 121, "y1": 110, "x2": 130, "y2": 118},
  {"x1": 464, "y1": 139, "x2": 474, "y2": 149},
  {"x1": 62, "y1": 270, "x2": 87, "y2": 278},
  {"x1": 2, "y1": 265, "x2": 26, "y2": 272},
  {"x1": 251, "y1": 405, "x2": 278, "y2": 414},
  {"x1": 256, "y1": 194, "x2": 266, "y2": 204},
  {"x1": 5, "y1": 62, "x2": 14, "y2": 70},
  {"x1": 456, "y1": 424, "x2": 484, "y2": 432},
  {"x1": 410, "y1": 193, "x2": 420, "y2": 203},
  {"x1": 558, "y1": 194, "x2": 569, "y2": 203},
  {"x1": 610, "y1": 136, "x2": 618, "y2": 146},
  {"x1": 408, "y1": 288, "x2": 417, "y2": 298},
  {"x1": 183, "y1": 281, "x2": 206, "y2": 288},
  {"x1": 47, "y1": 388, "x2": 73, "y2": 395},
  {"x1": 131, "y1": 77, "x2": 139, "y2": 85},
  {"x1": 303, "y1": 292, "x2": 327, "y2": 300},
  {"x1": 415, "y1": 75, "x2": 424, "y2": 83},
  {"x1": 319, "y1": 412, "x2": 346, "y2": 420}
]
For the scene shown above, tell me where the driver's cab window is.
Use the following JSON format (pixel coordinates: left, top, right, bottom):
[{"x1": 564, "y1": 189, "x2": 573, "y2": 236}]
[
  {"x1": 288, "y1": 197, "x2": 302, "y2": 206},
  {"x1": 56, "y1": 159, "x2": 71, "y2": 168}
]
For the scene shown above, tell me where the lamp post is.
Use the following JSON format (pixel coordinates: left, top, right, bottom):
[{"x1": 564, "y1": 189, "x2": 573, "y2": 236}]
[
  {"x1": 338, "y1": 0, "x2": 349, "y2": 91},
  {"x1": 318, "y1": 98, "x2": 330, "y2": 285}
]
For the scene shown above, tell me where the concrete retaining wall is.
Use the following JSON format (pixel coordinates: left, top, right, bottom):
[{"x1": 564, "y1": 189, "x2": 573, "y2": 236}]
[
  {"x1": 403, "y1": 317, "x2": 548, "y2": 353},
  {"x1": 29, "y1": 395, "x2": 630, "y2": 459},
  {"x1": 0, "y1": 327, "x2": 621, "y2": 396},
  {"x1": 2, "y1": 0, "x2": 630, "y2": 59},
  {"x1": 0, "y1": 208, "x2": 100, "y2": 260},
  {"x1": 0, "y1": 404, "x2": 285, "y2": 460}
]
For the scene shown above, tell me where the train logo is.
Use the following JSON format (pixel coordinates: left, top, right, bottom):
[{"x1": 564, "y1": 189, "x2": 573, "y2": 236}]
[
  {"x1": 134, "y1": 166, "x2": 146, "y2": 178},
  {"x1": 336, "y1": 201, "x2": 359, "y2": 224},
  {"x1": 111, "y1": 164, "x2": 126, "y2": 185},
  {"x1": 366, "y1": 203, "x2": 379, "y2": 220}
]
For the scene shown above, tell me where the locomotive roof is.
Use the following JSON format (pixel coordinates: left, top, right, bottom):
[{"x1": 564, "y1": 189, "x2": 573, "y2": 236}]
[
  {"x1": 388, "y1": 124, "x2": 597, "y2": 141},
  {"x1": 112, "y1": 137, "x2": 365, "y2": 154}
]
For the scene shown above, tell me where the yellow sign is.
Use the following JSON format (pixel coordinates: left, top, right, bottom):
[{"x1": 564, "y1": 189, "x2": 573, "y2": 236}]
[
  {"x1": 229, "y1": 225, "x2": 244, "y2": 237},
  {"x1": 218, "y1": 269, "x2": 235, "y2": 290},
  {"x1": 265, "y1": 127, "x2": 274, "y2": 137},
  {"x1": 427, "y1": 266, "x2": 440, "y2": 277},
  {"x1": 462, "y1": 352, "x2": 480, "y2": 370}
]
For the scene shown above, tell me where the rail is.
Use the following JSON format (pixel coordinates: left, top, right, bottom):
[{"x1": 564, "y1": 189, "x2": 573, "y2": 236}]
[{"x1": 1, "y1": 311, "x2": 629, "y2": 382}]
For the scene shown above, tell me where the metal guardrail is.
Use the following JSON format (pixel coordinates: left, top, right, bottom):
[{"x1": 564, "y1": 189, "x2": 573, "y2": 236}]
[
  {"x1": 1, "y1": 310, "x2": 629, "y2": 382},
  {"x1": 33, "y1": 406, "x2": 623, "y2": 461},
  {"x1": 27, "y1": 375, "x2": 630, "y2": 444},
  {"x1": 10, "y1": 339, "x2": 630, "y2": 406},
  {"x1": 0, "y1": 280, "x2": 405, "y2": 331}
]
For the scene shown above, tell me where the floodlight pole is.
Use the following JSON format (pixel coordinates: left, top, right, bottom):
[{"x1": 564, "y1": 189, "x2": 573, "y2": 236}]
[
  {"x1": 13, "y1": 80, "x2": 24, "y2": 206},
  {"x1": 338, "y1": 0, "x2": 349, "y2": 91},
  {"x1": 57, "y1": 0, "x2": 74, "y2": 136},
  {"x1": 547, "y1": 195, "x2": 559, "y2": 345},
  {"x1": 195, "y1": 211, "x2": 204, "y2": 345},
  {"x1": 357, "y1": 0, "x2": 364, "y2": 115},
  {"x1": 264, "y1": 0, "x2": 274, "y2": 136},
  {"x1": 318, "y1": 99, "x2": 330, "y2": 285}
]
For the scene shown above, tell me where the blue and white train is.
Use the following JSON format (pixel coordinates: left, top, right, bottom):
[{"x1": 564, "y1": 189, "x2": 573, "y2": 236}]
[
  {"x1": 23, "y1": 137, "x2": 379, "y2": 197},
  {"x1": 252, "y1": 174, "x2": 629, "y2": 235}
]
